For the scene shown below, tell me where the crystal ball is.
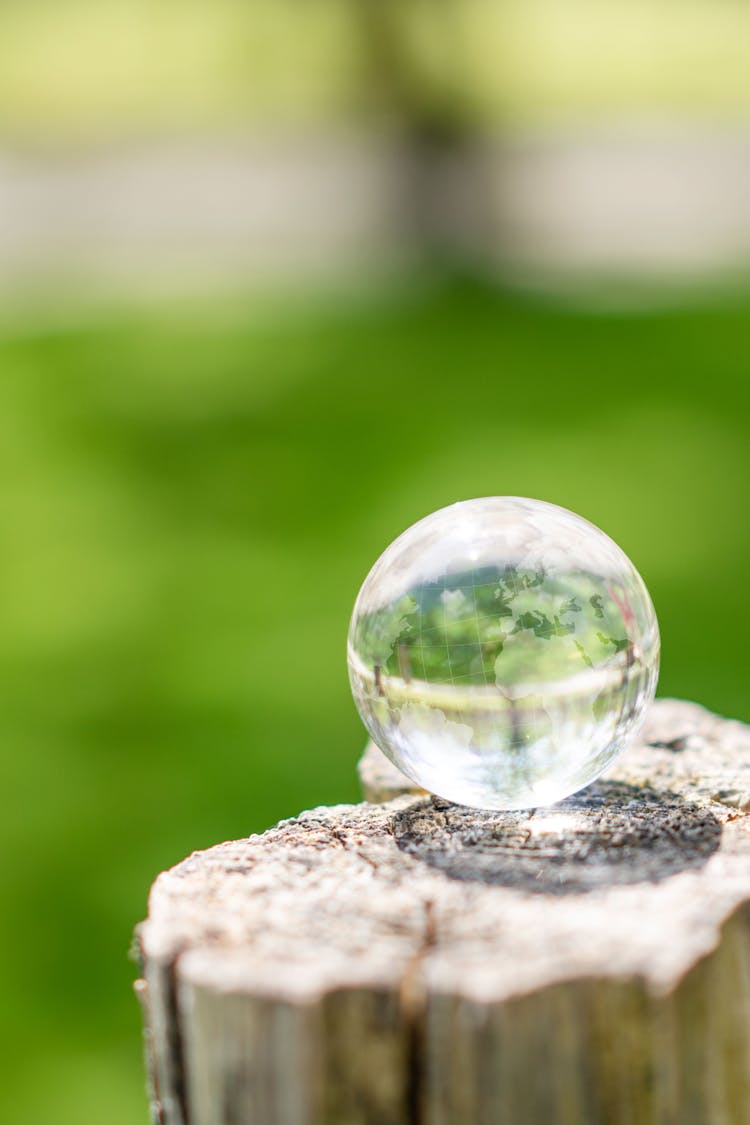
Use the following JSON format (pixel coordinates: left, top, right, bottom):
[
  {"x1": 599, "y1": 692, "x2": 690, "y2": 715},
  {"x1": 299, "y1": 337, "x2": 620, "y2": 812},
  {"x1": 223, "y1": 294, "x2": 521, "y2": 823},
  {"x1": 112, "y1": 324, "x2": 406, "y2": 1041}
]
[{"x1": 348, "y1": 497, "x2": 659, "y2": 810}]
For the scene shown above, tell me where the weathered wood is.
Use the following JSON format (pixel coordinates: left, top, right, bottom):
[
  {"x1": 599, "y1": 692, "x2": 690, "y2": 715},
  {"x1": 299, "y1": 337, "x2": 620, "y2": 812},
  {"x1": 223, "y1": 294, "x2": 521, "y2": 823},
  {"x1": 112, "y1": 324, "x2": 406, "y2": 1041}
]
[{"x1": 136, "y1": 699, "x2": 750, "y2": 1124}]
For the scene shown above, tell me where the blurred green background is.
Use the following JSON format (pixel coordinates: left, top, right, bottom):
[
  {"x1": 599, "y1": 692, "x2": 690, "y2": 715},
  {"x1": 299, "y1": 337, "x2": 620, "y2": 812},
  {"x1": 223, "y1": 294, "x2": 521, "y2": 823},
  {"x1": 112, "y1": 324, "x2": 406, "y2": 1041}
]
[{"x1": 1, "y1": 2, "x2": 749, "y2": 1124}]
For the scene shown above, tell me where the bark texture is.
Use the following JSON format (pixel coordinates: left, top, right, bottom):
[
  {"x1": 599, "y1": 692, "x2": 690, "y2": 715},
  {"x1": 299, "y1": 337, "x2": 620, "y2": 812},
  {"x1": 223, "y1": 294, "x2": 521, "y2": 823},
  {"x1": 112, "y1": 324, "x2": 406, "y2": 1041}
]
[{"x1": 137, "y1": 699, "x2": 750, "y2": 1124}]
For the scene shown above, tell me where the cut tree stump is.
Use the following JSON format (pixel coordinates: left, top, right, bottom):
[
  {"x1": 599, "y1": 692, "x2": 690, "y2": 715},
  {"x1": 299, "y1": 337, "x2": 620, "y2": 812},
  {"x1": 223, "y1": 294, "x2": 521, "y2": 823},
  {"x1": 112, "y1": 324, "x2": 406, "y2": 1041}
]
[{"x1": 136, "y1": 699, "x2": 750, "y2": 1125}]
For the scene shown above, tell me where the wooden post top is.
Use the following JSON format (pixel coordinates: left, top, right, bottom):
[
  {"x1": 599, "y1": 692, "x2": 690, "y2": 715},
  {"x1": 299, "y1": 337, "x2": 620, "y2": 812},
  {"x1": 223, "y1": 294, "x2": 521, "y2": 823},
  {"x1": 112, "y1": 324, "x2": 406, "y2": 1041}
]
[{"x1": 138, "y1": 699, "x2": 750, "y2": 1125}]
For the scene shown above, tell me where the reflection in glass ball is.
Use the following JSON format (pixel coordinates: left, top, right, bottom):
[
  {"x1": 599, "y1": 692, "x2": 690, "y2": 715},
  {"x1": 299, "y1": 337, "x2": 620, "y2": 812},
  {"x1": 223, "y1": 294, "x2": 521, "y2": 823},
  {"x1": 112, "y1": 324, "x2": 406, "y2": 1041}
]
[{"x1": 348, "y1": 498, "x2": 660, "y2": 810}]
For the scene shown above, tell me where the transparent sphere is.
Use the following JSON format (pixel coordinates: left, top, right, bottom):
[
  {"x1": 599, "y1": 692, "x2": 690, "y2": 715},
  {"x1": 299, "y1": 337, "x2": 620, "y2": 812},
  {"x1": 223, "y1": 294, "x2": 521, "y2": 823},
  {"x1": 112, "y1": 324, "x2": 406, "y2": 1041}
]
[{"x1": 348, "y1": 497, "x2": 659, "y2": 810}]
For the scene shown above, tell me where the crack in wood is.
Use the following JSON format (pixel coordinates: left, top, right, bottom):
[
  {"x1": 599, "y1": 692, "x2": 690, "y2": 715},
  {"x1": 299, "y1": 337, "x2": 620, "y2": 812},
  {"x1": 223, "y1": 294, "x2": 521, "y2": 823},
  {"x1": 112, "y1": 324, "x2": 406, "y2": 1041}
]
[{"x1": 401, "y1": 900, "x2": 437, "y2": 1125}]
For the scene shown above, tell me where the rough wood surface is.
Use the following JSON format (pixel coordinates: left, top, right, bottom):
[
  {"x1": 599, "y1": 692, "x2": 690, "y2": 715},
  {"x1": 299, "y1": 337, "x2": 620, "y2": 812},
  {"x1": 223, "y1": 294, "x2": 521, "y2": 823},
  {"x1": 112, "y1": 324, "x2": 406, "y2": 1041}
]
[{"x1": 137, "y1": 699, "x2": 750, "y2": 1124}]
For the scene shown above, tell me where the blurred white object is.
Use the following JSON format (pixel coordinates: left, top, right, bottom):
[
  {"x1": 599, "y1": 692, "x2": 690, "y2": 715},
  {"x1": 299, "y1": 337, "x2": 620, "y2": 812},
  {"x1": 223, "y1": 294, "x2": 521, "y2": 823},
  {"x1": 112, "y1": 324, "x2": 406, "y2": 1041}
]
[{"x1": 1, "y1": 124, "x2": 750, "y2": 302}]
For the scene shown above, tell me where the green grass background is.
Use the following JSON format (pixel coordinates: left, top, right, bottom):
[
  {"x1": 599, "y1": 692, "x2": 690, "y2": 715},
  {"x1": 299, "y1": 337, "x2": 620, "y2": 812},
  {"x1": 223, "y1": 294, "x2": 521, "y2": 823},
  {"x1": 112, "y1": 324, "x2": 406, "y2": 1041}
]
[{"x1": 1, "y1": 277, "x2": 748, "y2": 1122}]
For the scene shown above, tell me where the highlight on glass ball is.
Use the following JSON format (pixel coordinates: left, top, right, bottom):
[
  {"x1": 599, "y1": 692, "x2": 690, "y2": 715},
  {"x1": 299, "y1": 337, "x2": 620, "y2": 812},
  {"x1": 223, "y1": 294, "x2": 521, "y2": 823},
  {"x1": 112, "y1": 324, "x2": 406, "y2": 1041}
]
[{"x1": 348, "y1": 497, "x2": 660, "y2": 811}]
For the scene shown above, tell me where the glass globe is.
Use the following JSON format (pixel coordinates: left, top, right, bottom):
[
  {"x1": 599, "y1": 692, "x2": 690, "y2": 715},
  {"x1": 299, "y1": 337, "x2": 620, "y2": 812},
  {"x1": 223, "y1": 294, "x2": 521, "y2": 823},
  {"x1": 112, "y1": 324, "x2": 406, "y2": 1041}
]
[{"x1": 348, "y1": 497, "x2": 659, "y2": 810}]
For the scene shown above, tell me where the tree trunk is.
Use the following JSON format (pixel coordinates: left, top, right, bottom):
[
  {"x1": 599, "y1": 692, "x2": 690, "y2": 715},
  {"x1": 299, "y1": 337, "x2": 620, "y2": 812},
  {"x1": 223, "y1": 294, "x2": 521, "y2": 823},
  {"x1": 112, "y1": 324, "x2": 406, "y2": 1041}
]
[{"x1": 136, "y1": 699, "x2": 750, "y2": 1124}]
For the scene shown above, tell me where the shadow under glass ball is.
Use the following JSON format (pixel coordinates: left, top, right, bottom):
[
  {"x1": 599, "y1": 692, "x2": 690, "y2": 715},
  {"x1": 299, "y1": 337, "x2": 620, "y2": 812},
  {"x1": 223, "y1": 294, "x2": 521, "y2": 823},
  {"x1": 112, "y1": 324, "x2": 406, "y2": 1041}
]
[
  {"x1": 348, "y1": 497, "x2": 659, "y2": 811},
  {"x1": 392, "y1": 782, "x2": 722, "y2": 895}
]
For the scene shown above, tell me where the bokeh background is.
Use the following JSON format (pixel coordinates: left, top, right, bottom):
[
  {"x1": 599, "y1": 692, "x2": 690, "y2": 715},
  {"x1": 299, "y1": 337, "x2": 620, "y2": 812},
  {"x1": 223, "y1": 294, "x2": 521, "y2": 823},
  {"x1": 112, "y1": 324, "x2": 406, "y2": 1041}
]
[{"x1": 1, "y1": 3, "x2": 749, "y2": 1122}]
